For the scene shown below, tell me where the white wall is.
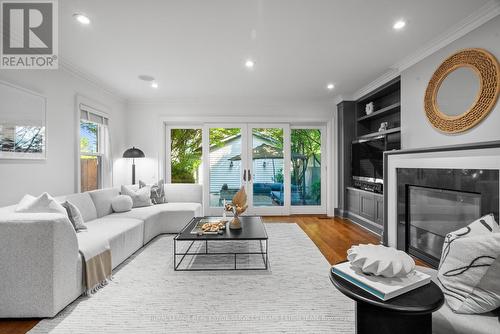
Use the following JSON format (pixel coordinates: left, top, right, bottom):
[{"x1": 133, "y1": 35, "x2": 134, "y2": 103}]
[
  {"x1": 401, "y1": 15, "x2": 500, "y2": 149},
  {"x1": 125, "y1": 98, "x2": 334, "y2": 185},
  {"x1": 0, "y1": 69, "x2": 128, "y2": 206}
]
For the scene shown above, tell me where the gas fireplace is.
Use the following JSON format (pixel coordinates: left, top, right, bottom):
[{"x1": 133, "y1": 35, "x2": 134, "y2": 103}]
[{"x1": 396, "y1": 168, "x2": 499, "y2": 268}]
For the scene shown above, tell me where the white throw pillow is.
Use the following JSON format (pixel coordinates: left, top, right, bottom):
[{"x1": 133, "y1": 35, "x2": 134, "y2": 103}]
[
  {"x1": 437, "y1": 214, "x2": 500, "y2": 314},
  {"x1": 120, "y1": 185, "x2": 152, "y2": 208},
  {"x1": 61, "y1": 201, "x2": 87, "y2": 232},
  {"x1": 15, "y1": 193, "x2": 67, "y2": 215},
  {"x1": 111, "y1": 195, "x2": 133, "y2": 212}
]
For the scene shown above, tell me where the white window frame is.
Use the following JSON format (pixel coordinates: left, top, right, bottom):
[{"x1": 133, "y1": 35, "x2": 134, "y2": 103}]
[
  {"x1": 165, "y1": 124, "x2": 204, "y2": 184},
  {"x1": 75, "y1": 95, "x2": 110, "y2": 193},
  {"x1": 289, "y1": 125, "x2": 327, "y2": 214},
  {"x1": 162, "y1": 120, "x2": 329, "y2": 216},
  {"x1": 79, "y1": 120, "x2": 103, "y2": 191}
]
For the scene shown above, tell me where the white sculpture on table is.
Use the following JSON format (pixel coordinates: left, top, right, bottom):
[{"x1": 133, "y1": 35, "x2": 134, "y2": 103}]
[{"x1": 347, "y1": 244, "x2": 415, "y2": 278}]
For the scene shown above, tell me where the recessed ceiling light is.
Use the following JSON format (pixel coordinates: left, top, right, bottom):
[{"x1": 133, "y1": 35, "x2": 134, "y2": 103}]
[
  {"x1": 73, "y1": 13, "x2": 90, "y2": 25},
  {"x1": 245, "y1": 59, "x2": 255, "y2": 69},
  {"x1": 151, "y1": 82, "x2": 159, "y2": 89},
  {"x1": 326, "y1": 83, "x2": 335, "y2": 91},
  {"x1": 393, "y1": 20, "x2": 406, "y2": 30}
]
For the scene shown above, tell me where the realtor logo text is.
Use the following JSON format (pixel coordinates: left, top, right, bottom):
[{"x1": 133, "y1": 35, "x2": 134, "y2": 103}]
[{"x1": 1, "y1": 0, "x2": 58, "y2": 69}]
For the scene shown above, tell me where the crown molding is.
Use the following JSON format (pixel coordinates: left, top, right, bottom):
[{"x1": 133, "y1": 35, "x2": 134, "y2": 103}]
[
  {"x1": 333, "y1": 95, "x2": 344, "y2": 106},
  {"x1": 58, "y1": 0, "x2": 500, "y2": 107},
  {"x1": 392, "y1": 0, "x2": 500, "y2": 72},
  {"x1": 339, "y1": 0, "x2": 500, "y2": 104},
  {"x1": 351, "y1": 69, "x2": 400, "y2": 101},
  {"x1": 59, "y1": 59, "x2": 127, "y2": 102},
  {"x1": 333, "y1": 94, "x2": 355, "y2": 105}
]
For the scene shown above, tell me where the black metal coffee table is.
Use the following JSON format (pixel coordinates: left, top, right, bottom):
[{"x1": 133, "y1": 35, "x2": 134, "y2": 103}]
[{"x1": 174, "y1": 216, "x2": 268, "y2": 271}]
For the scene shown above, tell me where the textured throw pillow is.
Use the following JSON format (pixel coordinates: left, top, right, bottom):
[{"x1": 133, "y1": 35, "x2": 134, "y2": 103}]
[
  {"x1": 121, "y1": 185, "x2": 152, "y2": 208},
  {"x1": 111, "y1": 195, "x2": 133, "y2": 212},
  {"x1": 61, "y1": 201, "x2": 87, "y2": 232},
  {"x1": 437, "y1": 214, "x2": 500, "y2": 314},
  {"x1": 15, "y1": 193, "x2": 67, "y2": 215},
  {"x1": 139, "y1": 179, "x2": 166, "y2": 204}
]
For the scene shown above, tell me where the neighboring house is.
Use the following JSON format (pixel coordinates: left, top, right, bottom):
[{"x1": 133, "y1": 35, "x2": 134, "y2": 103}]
[
  {"x1": 208, "y1": 133, "x2": 284, "y2": 194},
  {"x1": 207, "y1": 133, "x2": 321, "y2": 206}
]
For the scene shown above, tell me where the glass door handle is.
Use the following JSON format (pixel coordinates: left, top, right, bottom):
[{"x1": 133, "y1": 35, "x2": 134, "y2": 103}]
[
  {"x1": 243, "y1": 169, "x2": 247, "y2": 181},
  {"x1": 248, "y1": 170, "x2": 252, "y2": 182}
]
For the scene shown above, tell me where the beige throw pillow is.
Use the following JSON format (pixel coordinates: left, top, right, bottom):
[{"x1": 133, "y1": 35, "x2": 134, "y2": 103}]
[
  {"x1": 437, "y1": 214, "x2": 500, "y2": 314},
  {"x1": 120, "y1": 185, "x2": 152, "y2": 208}
]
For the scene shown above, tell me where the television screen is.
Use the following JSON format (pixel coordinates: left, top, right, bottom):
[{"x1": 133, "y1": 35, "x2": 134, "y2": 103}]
[{"x1": 352, "y1": 137, "x2": 385, "y2": 181}]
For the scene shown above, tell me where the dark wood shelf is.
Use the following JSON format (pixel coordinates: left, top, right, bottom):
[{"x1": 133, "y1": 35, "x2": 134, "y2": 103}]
[
  {"x1": 357, "y1": 102, "x2": 401, "y2": 121},
  {"x1": 355, "y1": 127, "x2": 401, "y2": 141}
]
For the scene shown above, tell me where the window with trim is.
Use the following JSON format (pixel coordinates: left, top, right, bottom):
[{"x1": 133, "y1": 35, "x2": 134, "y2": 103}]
[
  {"x1": 169, "y1": 128, "x2": 203, "y2": 184},
  {"x1": 80, "y1": 106, "x2": 110, "y2": 192}
]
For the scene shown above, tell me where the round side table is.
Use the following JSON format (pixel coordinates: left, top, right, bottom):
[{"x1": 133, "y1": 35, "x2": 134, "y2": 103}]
[{"x1": 330, "y1": 267, "x2": 444, "y2": 334}]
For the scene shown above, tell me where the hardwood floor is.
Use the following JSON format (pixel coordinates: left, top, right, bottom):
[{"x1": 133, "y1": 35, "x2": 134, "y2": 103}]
[
  {"x1": 0, "y1": 319, "x2": 39, "y2": 334},
  {"x1": 263, "y1": 215, "x2": 380, "y2": 265},
  {"x1": 0, "y1": 215, "x2": 404, "y2": 334}
]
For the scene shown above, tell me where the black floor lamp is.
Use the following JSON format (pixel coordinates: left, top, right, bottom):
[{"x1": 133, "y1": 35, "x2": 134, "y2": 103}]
[{"x1": 123, "y1": 147, "x2": 145, "y2": 185}]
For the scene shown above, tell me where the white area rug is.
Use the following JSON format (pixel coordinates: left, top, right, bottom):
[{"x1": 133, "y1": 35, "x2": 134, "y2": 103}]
[{"x1": 30, "y1": 224, "x2": 355, "y2": 333}]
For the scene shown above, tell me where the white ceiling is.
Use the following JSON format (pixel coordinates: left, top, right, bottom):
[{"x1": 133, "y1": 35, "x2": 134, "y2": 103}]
[{"x1": 59, "y1": 0, "x2": 491, "y2": 102}]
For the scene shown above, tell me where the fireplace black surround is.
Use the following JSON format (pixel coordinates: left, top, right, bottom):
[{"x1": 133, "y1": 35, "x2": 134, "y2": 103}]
[
  {"x1": 383, "y1": 141, "x2": 500, "y2": 268},
  {"x1": 398, "y1": 171, "x2": 498, "y2": 267}
]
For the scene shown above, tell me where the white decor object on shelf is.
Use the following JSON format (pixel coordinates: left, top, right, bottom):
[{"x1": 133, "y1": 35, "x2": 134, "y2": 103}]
[
  {"x1": 378, "y1": 121, "x2": 388, "y2": 132},
  {"x1": 347, "y1": 244, "x2": 415, "y2": 278},
  {"x1": 365, "y1": 102, "x2": 374, "y2": 115}
]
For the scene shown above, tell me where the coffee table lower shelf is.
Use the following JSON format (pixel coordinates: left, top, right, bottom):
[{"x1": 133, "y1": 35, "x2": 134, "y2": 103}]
[{"x1": 173, "y1": 239, "x2": 269, "y2": 271}]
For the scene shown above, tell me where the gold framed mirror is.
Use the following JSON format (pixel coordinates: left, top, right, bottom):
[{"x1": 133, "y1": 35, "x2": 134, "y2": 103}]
[{"x1": 424, "y1": 48, "x2": 500, "y2": 133}]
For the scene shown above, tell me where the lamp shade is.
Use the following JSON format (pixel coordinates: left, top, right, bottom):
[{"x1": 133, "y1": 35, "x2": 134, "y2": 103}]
[{"x1": 122, "y1": 147, "x2": 145, "y2": 159}]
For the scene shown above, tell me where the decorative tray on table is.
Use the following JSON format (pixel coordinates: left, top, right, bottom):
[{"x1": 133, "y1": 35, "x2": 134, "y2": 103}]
[{"x1": 190, "y1": 218, "x2": 227, "y2": 235}]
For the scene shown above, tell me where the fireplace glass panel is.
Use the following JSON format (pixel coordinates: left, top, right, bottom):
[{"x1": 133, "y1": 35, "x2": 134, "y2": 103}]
[{"x1": 408, "y1": 186, "x2": 481, "y2": 261}]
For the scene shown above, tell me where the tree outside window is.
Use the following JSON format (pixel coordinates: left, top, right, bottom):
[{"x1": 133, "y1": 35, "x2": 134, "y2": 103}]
[{"x1": 80, "y1": 121, "x2": 101, "y2": 192}]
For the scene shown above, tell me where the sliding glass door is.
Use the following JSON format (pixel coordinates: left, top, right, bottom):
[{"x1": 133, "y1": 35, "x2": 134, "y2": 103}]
[
  {"x1": 290, "y1": 126, "x2": 326, "y2": 214},
  {"x1": 167, "y1": 123, "x2": 326, "y2": 216},
  {"x1": 203, "y1": 124, "x2": 247, "y2": 215},
  {"x1": 247, "y1": 124, "x2": 290, "y2": 215}
]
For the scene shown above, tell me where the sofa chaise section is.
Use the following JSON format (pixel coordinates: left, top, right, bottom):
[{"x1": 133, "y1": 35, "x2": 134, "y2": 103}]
[
  {"x1": 108, "y1": 183, "x2": 203, "y2": 243},
  {"x1": 0, "y1": 183, "x2": 202, "y2": 318},
  {"x1": 110, "y1": 202, "x2": 202, "y2": 244}
]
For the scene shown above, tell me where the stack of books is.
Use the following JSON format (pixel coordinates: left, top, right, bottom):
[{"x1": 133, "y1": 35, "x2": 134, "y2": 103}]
[{"x1": 332, "y1": 262, "x2": 431, "y2": 301}]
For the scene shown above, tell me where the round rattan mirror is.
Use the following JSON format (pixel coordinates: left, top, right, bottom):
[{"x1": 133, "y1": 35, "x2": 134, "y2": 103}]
[{"x1": 424, "y1": 48, "x2": 500, "y2": 133}]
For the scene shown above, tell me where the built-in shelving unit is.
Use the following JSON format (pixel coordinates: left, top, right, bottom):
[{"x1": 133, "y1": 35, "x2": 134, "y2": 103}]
[
  {"x1": 355, "y1": 77, "x2": 401, "y2": 138},
  {"x1": 336, "y1": 77, "x2": 401, "y2": 236}
]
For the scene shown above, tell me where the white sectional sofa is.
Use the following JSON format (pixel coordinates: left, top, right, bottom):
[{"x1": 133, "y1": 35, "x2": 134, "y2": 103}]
[
  {"x1": 418, "y1": 267, "x2": 500, "y2": 334},
  {"x1": 0, "y1": 183, "x2": 202, "y2": 318}
]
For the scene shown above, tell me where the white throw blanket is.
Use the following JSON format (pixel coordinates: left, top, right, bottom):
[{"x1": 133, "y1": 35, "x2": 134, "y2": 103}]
[{"x1": 77, "y1": 232, "x2": 112, "y2": 295}]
